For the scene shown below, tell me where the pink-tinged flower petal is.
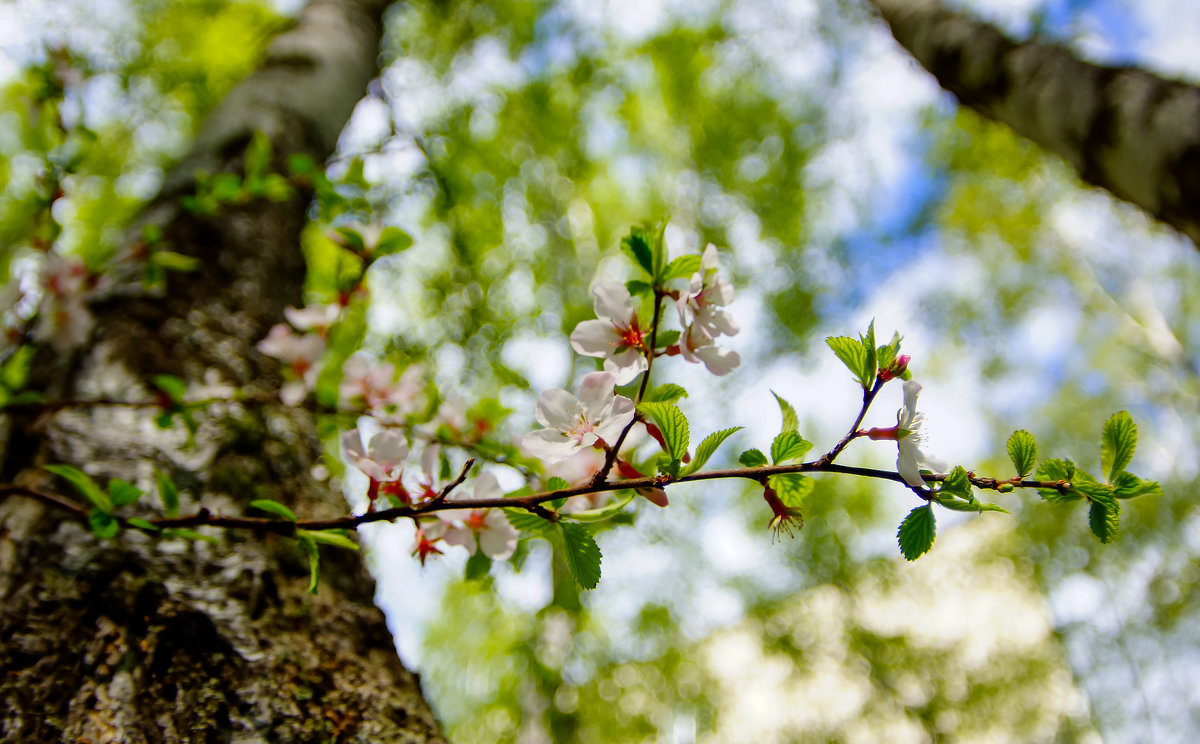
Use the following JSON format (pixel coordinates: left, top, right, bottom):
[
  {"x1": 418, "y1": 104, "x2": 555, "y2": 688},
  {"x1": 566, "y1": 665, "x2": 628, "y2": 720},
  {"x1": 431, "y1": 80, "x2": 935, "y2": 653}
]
[
  {"x1": 343, "y1": 427, "x2": 408, "y2": 481},
  {"x1": 576, "y1": 372, "x2": 617, "y2": 416},
  {"x1": 693, "y1": 345, "x2": 740, "y2": 376},
  {"x1": 570, "y1": 319, "x2": 621, "y2": 357},
  {"x1": 478, "y1": 510, "x2": 518, "y2": 559},
  {"x1": 522, "y1": 429, "x2": 586, "y2": 462},
  {"x1": 343, "y1": 430, "x2": 367, "y2": 462},
  {"x1": 535, "y1": 388, "x2": 584, "y2": 430},
  {"x1": 284, "y1": 303, "x2": 341, "y2": 332},
  {"x1": 280, "y1": 380, "x2": 309, "y2": 406},
  {"x1": 603, "y1": 349, "x2": 648, "y2": 385},
  {"x1": 593, "y1": 395, "x2": 634, "y2": 444},
  {"x1": 471, "y1": 472, "x2": 503, "y2": 501},
  {"x1": 591, "y1": 282, "x2": 635, "y2": 323}
]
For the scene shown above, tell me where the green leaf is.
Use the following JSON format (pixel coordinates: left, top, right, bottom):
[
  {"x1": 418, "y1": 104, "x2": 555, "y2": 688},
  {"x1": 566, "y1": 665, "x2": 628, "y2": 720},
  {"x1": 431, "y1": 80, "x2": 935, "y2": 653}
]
[
  {"x1": 770, "y1": 431, "x2": 813, "y2": 464},
  {"x1": 682, "y1": 427, "x2": 743, "y2": 476},
  {"x1": 149, "y1": 251, "x2": 201, "y2": 273},
  {"x1": 1036, "y1": 458, "x2": 1079, "y2": 502},
  {"x1": 934, "y1": 497, "x2": 1008, "y2": 514},
  {"x1": 107, "y1": 479, "x2": 143, "y2": 507},
  {"x1": 651, "y1": 221, "x2": 668, "y2": 281},
  {"x1": 654, "y1": 329, "x2": 681, "y2": 349},
  {"x1": 826, "y1": 336, "x2": 870, "y2": 388},
  {"x1": 547, "y1": 477, "x2": 571, "y2": 492},
  {"x1": 620, "y1": 228, "x2": 654, "y2": 277},
  {"x1": 636, "y1": 401, "x2": 689, "y2": 460},
  {"x1": 0, "y1": 344, "x2": 36, "y2": 390},
  {"x1": 625, "y1": 279, "x2": 653, "y2": 297},
  {"x1": 559, "y1": 522, "x2": 602, "y2": 590},
  {"x1": 1112, "y1": 472, "x2": 1162, "y2": 500},
  {"x1": 772, "y1": 391, "x2": 799, "y2": 434},
  {"x1": 738, "y1": 449, "x2": 768, "y2": 468},
  {"x1": 1006, "y1": 430, "x2": 1037, "y2": 478},
  {"x1": 1088, "y1": 499, "x2": 1120, "y2": 544},
  {"x1": 297, "y1": 529, "x2": 359, "y2": 551},
  {"x1": 876, "y1": 331, "x2": 902, "y2": 371},
  {"x1": 768, "y1": 473, "x2": 813, "y2": 509},
  {"x1": 374, "y1": 226, "x2": 413, "y2": 256},
  {"x1": 643, "y1": 384, "x2": 688, "y2": 403},
  {"x1": 127, "y1": 518, "x2": 160, "y2": 532},
  {"x1": 860, "y1": 320, "x2": 878, "y2": 386},
  {"x1": 88, "y1": 509, "x2": 120, "y2": 539},
  {"x1": 561, "y1": 492, "x2": 635, "y2": 523},
  {"x1": 504, "y1": 507, "x2": 555, "y2": 535},
  {"x1": 298, "y1": 534, "x2": 320, "y2": 594},
  {"x1": 464, "y1": 549, "x2": 492, "y2": 581},
  {"x1": 1101, "y1": 411, "x2": 1137, "y2": 482},
  {"x1": 156, "y1": 471, "x2": 180, "y2": 518},
  {"x1": 897, "y1": 504, "x2": 936, "y2": 561},
  {"x1": 938, "y1": 466, "x2": 973, "y2": 501},
  {"x1": 662, "y1": 254, "x2": 702, "y2": 282},
  {"x1": 248, "y1": 499, "x2": 297, "y2": 522},
  {"x1": 244, "y1": 130, "x2": 273, "y2": 180},
  {"x1": 44, "y1": 464, "x2": 111, "y2": 512},
  {"x1": 150, "y1": 374, "x2": 188, "y2": 404},
  {"x1": 162, "y1": 528, "x2": 219, "y2": 545}
]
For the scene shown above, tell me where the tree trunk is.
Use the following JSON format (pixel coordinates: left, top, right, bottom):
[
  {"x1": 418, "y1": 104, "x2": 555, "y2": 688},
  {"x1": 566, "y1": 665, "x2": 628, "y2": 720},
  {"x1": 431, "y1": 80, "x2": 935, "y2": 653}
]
[
  {"x1": 0, "y1": 1, "x2": 448, "y2": 741},
  {"x1": 871, "y1": 0, "x2": 1200, "y2": 248}
]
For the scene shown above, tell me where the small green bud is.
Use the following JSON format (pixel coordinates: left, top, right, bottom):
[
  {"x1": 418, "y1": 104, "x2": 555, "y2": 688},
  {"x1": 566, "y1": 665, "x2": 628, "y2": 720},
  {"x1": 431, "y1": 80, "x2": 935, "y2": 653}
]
[{"x1": 998, "y1": 483, "x2": 1014, "y2": 493}]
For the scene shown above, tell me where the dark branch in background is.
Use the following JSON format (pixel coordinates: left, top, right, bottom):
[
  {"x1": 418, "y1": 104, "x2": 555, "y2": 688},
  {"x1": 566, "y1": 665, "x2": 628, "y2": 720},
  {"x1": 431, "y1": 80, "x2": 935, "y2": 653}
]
[{"x1": 870, "y1": 0, "x2": 1200, "y2": 248}]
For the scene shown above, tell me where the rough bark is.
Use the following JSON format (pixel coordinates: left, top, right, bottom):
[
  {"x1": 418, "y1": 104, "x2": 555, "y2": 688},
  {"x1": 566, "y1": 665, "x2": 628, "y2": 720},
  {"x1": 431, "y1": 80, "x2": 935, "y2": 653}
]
[
  {"x1": 0, "y1": 1, "x2": 448, "y2": 741},
  {"x1": 871, "y1": 0, "x2": 1200, "y2": 247}
]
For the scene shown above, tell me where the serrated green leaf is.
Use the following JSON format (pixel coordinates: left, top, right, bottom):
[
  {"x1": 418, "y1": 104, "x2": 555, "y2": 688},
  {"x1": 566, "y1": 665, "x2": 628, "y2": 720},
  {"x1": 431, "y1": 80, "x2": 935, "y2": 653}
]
[
  {"x1": 897, "y1": 504, "x2": 936, "y2": 561},
  {"x1": 768, "y1": 473, "x2": 813, "y2": 509},
  {"x1": 1112, "y1": 472, "x2": 1162, "y2": 500},
  {"x1": 547, "y1": 477, "x2": 571, "y2": 492},
  {"x1": 559, "y1": 522, "x2": 602, "y2": 590},
  {"x1": 1101, "y1": 411, "x2": 1137, "y2": 482},
  {"x1": 150, "y1": 374, "x2": 188, "y2": 404},
  {"x1": 772, "y1": 391, "x2": 799, "y2": 434},
  {"x1": 636, "y1": 401, "x2": 689, "y2": 460},
  {"x1": 249, "y1": 499, "x2": 297, "y2": 522},
  {"x1": 464, "y1": 549, "x2": 492, "y2": 580},
  {"x1": 860, "y1": 320, "x2": 878, "y2": 386},
  {"x1": 1006, "y1": 430, "x2": 1037, "y2": 478},
  {"x1": 127, "y1": 518, "x2": 160, "y2": 532},
  {"x1": 298, "y1": 529, "x2": 360, "y2": 551},
  {"x1": 739, "y1": 449, "x2": 768, "y2": 468},
  {"x1": 504, "y1": 507, "x2": 555, "y2": 534},
  {"x1": 625, "y1": 280, "x2": 653, "y2": 297},
  {"x1": 662, "y1": 254, "x2": 702, "y2": 282},
  {"x1": 107, "y1": 479, "x2": 143, "y2": 507},
  {"x1": 1036, "y1": 458, "x2": 1078, "y2": 501},
  {"x1": 643, "y1": 384, "x2": 688, "y2": 403},
  {"x1": 876, "y1": 331, "x2": 902, "y2": 370},
  {"x1": 298, "y1": 534, "x2": 320, "y2": 594},
  {"x1": 88, "y1": 509, "x2": 120, "y2": 539},
  {"x1": 156, "y1": 471, "x2": 179, "y2": 518},
  {"x1": 938, "y1": 466, "x2": 973, "y2": 501},
  {"x1": 934, "y1": 496, "x2": 1008, "y2": 513},
  {"x1": 44, "y1": 464, "x2": 111, "y2": 512},
  {"x1": 682, "y1": 427, "x2": 743, "y2": 476},
  {"x1": 561, "y1": 492, "x2": 635, "y2": 523},
  {"x1": 826, "y1": 336, "x2": 870, "y2": 388},
  {"x1": 621, "y1": 229, "x2": 654, "y2": 277},
  {"x1": 770, "y1": 431, "x2": 813, "y2": 464},
  {"x1": 1088, "y1": 499, "x2": 1120, "y2": 544}
]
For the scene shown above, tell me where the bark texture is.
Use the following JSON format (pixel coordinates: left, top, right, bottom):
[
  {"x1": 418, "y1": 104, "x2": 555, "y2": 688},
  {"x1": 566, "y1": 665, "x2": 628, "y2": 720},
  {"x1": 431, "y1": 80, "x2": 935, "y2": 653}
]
[
  {"x1": 0, "y1": 1, "x2": 448, "y2": 741},
  {"x1": 872, "y1": 0, "x2": 1200, "y2": 247}
]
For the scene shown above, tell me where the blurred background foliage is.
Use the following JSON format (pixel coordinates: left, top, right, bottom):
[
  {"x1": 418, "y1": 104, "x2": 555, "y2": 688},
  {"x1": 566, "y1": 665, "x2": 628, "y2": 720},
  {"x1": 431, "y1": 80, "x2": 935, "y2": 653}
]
[{"x1": 2, "y1": 0, "x2": 1198, "y2": 741}]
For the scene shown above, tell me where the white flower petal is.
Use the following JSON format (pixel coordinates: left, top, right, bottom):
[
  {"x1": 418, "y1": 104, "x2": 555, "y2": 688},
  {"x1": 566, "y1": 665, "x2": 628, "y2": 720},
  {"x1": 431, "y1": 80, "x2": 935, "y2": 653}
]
[
  {"x1": 592, "y1": 282, "x2": 635, "y2": 323},
  {"x1": 536, "y1": 388, "x2": 583, "y2": 430},
  {"x1": 522, "y1": 429, "x2": 582, "y2": 463},
  {"x1": 570, "y1": 319, "x2": 620, "y2": 357}
]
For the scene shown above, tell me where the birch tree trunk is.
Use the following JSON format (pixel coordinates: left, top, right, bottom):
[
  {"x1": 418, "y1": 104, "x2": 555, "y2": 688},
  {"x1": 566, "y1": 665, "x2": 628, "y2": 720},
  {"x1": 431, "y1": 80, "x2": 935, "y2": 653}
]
[
  {"x1": 0, "y1": 0, "x2": 448, "y2": 741},
  {"x1": 871, "y1": 0, "x2": 1200, "y2": 247}
]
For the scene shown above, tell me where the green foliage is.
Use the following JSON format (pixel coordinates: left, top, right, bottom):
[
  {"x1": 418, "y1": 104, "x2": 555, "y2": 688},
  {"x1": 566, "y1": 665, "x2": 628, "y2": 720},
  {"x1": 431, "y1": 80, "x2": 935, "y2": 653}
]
[
  {"x1": 88, "y1": 509, "x2": 120, "y2": 539},
  {"x1": 561, "y1": 492, "x2": 635, "y2": 523},
  {"x1": 108, "y1": 479, "x2": 144, "y2": 508},
  {"x1": 44, "y1": 464, "x2": 111, "y2": 513},
  {"x1": 826, "y1": 335, "x2": 871, "y2": 389},
  {"x1": 662, "y1": 254, "x2": 701, "y2": 282},
  {"x1": 643, "y1": 384, "x2": 688, "y2": 403},
  {"x1": 897, "y1": 504, "x2": 936, "y2": 561},
  {"x1": 681, "y1": 427, "x2": 743, "y2": 476},
  {"x1": 559, "y1": 522, "x2": 602, "y2": 590},
  {"x1": 156, "y1": 471, "x2": 180, "y2": 518},
  {"x1": 248, "y1": 499, "x2": 297, "y2": 522},
  {"x1": 772, "y1": 390, "x2": 799, "y2": 434},
  {"x1": 297, "y1": 529, "x2": 359, "y2": 551},
  {"x1": 636, "y1": 401, "x2": 689, "y2": 461},
  {"x1": 768, "y1": 473, "x2": 814, "y2": 509},
  {"x1": 770, "y1": 431, "x2": 813, "y2": 464},
  {"x1": 738, "y1": 448, "x2": 769, "y2": 468},
  {"x1": 297, "y1": 533, "x2": 320, "y2": 594},
  {"x1": 1101, "y1": 410, "x2": 1137, "y2": 482},
  {"x1": 503, "y1": 507, "x2": 554, "y2": 535},
  {"x1": 1007, "y1": 430, "x2": 1037, "y2": 477}
]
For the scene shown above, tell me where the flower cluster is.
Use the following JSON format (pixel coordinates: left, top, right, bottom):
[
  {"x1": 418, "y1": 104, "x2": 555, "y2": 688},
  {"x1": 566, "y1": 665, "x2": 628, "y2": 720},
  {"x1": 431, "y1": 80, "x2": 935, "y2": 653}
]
[
  {"x1": 34, "y1": 252, "x2": 94, "y2": 352},
  {"x1": 569, "y1": 283, "x2": 649, "y2": 384},
  {"x1": 257, "y1": 304, "x2": 342, "y2": 406},
  {"x1": 674, "y1": 244, "x2": 739, "y2": 375}
]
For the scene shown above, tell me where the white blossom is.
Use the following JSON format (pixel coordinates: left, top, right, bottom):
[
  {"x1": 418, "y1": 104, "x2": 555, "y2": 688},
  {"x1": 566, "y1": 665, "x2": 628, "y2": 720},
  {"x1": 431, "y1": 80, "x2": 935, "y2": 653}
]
[
  {"x1": 34, "y1": 252, "x2": 92, "y2": 351},
  {"x1": 439, "y1": 472, "x2": 519, "y2": 559},
  {"x1": 895, "y1": 381, "x2": 946, "y2": 488},
  {"x1": 257, "y1": 323, "x2": 326, "y2": 406},
  {"x1": 342, "y1": 426, "x2": 409, "y2": 482},
  {"x1": 522, "y1": 371, "x2": 635, "y2": 463},
  {"x1": 569, "y1": 282, "x2": 649, "y2": 385},
  {"x1": 676, "y1": 244, "x2": 738, "y2": 340}
]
